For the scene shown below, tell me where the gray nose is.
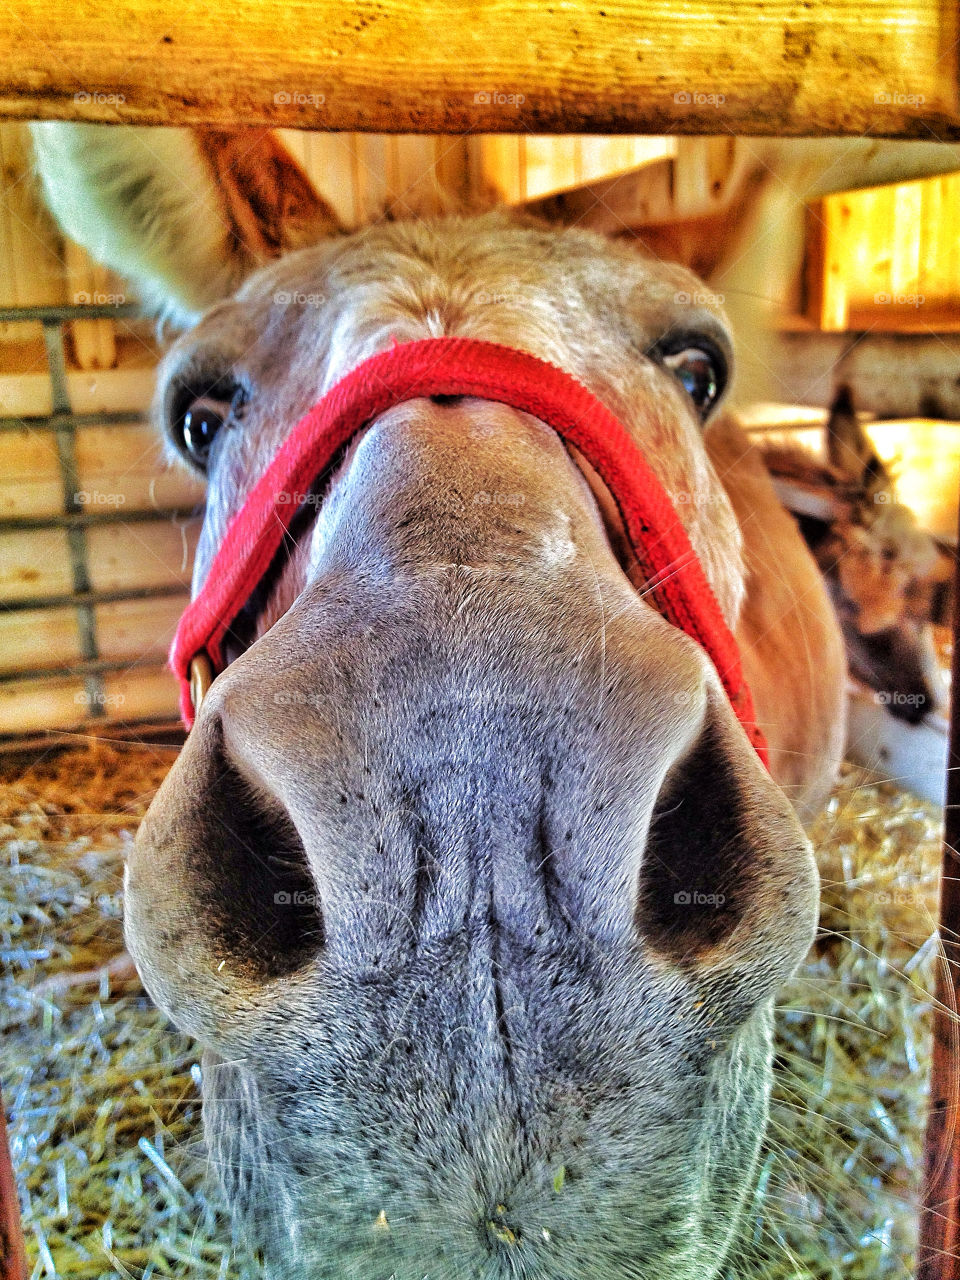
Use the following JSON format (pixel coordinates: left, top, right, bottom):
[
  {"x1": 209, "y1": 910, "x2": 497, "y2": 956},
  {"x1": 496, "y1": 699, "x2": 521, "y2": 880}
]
[
  {"x1": 127, "y1": 592, "x2": 816, "y2": 1052},
  {"x1": 125, "y1": 397, "x2": 817, "y2": 1046}
]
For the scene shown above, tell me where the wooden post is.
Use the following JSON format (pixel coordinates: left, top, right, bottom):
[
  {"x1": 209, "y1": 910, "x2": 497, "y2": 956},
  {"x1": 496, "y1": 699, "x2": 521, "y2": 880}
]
[
  {"x1": 0, "y1": 0, "x2": 958, "y2": 137},
  {"x1": 917, "y1": 515, "x2": 960, "y2": 1280},
  {"x1": 0, "y1": 1087, "x2": 26, "y2": 1280}
]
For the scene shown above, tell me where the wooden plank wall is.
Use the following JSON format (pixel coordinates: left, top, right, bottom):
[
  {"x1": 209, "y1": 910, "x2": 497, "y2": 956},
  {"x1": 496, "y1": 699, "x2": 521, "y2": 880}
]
[
  {"x1": 470, "y1": 136, "x2": 675, "y2": 204},
  {"x1": 277, "y1": 132, "x2": 469, "y2": 225},
  {"x1": 809, "y1": 172, "x2": 960, "y2": 332},
  {"x1": 0, "y1": 126, "x2": 62, "y2": 342},
  {"x1": 0, "y1": 398, "x2": 203, "y2": 734},
  {"x1": 276, "y1": 133, "x2": 670, "y2": 219},
  {"x1": 0, "y1": 123, "x2": 202, "y2": 735}
]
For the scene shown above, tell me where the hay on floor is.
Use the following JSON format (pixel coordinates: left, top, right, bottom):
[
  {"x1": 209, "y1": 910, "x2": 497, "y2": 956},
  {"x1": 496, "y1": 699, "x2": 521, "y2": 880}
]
[
  {"x1": 0, "y1": 741, "x2": 256, "y2": 1279},
  {"x1": 740, "y1": 768, "x2": 943, "y2": 1280},
  {"x1": 0, "y1": 742, "x2": 945, "y2": 1279}
]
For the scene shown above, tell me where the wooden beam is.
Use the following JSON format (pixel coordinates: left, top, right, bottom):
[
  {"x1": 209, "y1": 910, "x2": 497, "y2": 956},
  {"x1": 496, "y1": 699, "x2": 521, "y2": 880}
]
[
  {"x1": 760, "y1": 331, "x2": 960, "y2": 419},
  {"x1": 0, "y1": 1089, "x2": 26, "y2": 1280},
  {"x1": 917, "y1": 500, "x2": 960, "y2": 1280},
  {"x1": 522, "y1": 140, "x2": 960, "y2": 235},
  {"x1": 0, "y1": 0, "x2": 958, "y2": 137}
]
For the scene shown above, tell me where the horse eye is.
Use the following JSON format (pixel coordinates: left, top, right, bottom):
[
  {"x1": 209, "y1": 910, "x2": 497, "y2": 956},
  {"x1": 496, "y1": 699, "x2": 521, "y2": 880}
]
[
  {"x1": 176, "y1": 396, "x2": 232, "y2": 467},
  {"x1": 662, "y1": 346, "x2": 725, "y2": 419}
]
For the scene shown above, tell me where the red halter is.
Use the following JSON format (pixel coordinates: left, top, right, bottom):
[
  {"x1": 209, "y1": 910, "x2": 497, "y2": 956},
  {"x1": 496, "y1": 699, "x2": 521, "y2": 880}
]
[{"x1": 170, "y1": 337, "x2": 768, "y2": 765}]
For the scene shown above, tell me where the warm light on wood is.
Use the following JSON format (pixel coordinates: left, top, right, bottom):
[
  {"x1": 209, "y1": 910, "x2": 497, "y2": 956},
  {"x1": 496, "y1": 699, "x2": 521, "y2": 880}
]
[
  {"x1": 0, "y1": 0, "x2": 957, "y2": 137},
  {"x1": 477, "y1": 136, "x2": 676, "y2": 204},
  {"x1": 813, "y1": 172, "x2": 960, "y2": 332}
]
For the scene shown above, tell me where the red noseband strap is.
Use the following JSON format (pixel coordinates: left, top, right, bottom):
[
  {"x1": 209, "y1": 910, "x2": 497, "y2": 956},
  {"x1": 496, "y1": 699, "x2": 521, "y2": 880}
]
[{"x1": 170, "y1": 337, "x2": 768, "y2": 765}]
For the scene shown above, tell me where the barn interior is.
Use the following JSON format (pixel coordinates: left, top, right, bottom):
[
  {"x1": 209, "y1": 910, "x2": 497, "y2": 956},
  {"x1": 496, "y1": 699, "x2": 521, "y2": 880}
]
[{"x1": 0, "y1": 112, "x2": 958, "y2": 1280}]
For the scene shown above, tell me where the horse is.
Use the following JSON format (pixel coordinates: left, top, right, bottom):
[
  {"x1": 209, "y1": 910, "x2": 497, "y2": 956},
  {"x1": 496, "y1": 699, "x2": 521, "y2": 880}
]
[
  {"x1": 31, "y1": 122, "x2": 846, "y2": 1280},
  {"x1": 762, "y1": 386, "x2": 945, "y2": 726}
]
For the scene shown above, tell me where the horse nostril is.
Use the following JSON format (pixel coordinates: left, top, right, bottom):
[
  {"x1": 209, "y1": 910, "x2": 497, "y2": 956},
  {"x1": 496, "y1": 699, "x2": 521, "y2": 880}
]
[
  {"x1": 127, "y1": 713, "x2": 324, "y2": 1000},
  {"x1": 204, "y1": 734, "x2": 324, "y2": 977},
  {"x1": 634, "y1": 693, "x2": 816, "y2": 998}
]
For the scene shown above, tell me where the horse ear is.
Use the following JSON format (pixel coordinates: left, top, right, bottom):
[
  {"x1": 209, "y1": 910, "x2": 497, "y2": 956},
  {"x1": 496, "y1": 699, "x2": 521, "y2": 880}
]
[
  {"x1": 30, "y1": 123, "x2": 344, "y2": 328},
  {"x1": 194, "y1": 129, "x2": 343, "y2": 259},
  {"x1": 825, "y1": 384, "x2": 889, "y2": 492}
]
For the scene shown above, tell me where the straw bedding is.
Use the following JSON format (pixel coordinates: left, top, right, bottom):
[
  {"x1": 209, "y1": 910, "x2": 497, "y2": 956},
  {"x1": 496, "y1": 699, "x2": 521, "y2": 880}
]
[{"x1": 0, "y1": 741, "x2": 944, "y2": 1279}]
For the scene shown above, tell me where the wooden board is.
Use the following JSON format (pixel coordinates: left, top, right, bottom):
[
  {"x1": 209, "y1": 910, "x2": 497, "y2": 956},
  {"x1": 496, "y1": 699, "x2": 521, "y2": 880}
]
[
  {"x1": 96, "y1": 592, "x2": 188, "y2": 661},
  {"x1": 277, "y1": 131, "x2": 470, "y2": 225},
  {"x1": 101, "y1": 664, "x2": 180, "y2": 721},
  {"x1": 63, "y1": 240, "x2": 123, "y2": 371},
  {"x1": 0, "y1": 595, "x2": 186, "y2": 678},
  {"x1": 86, "y1": 517, "x2": 200, "y2": 594},
  {"x1": 521, "y1": 138, "x2": 960, "y2": 234},
  {"x1": 0, "y1": 428, "x2": 62, "y2": 519},
  {"x1": 0, "y1": 123, "x2": 63, "y2": 346},
  {"x1": 0, "y1": 670, "x2": 89, "y2": 734},
  {"x1": 0, "y1": 526, "x2": 71, "y2": 602},
  {"x1": 0, "y1": 422, "x2": 202, "y2": 520},
  {"x1": 74, "y1": 423, "x2": 205, "y2": 513},
  {"x1": 482, "y1": 137, "x2": 675, "y2": 203},
  {"x1": 810, "y1": 173, "x2": 960, "y2": 331},
  {"x1": 0, "y1": 0, "x2": 957, "y2": 138},
  {"x1": 0, "y1": 662, "x2": 179, "y2": 733},
  {"x1": 0, "y1": 338, "x2": 158, "y2": 417},
  {"x1": 757, "y1": 330, "x2": 960, "y2": 420},
  {"x1": 0, "y1": 604, "x2": 81, "y2": 673}
]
